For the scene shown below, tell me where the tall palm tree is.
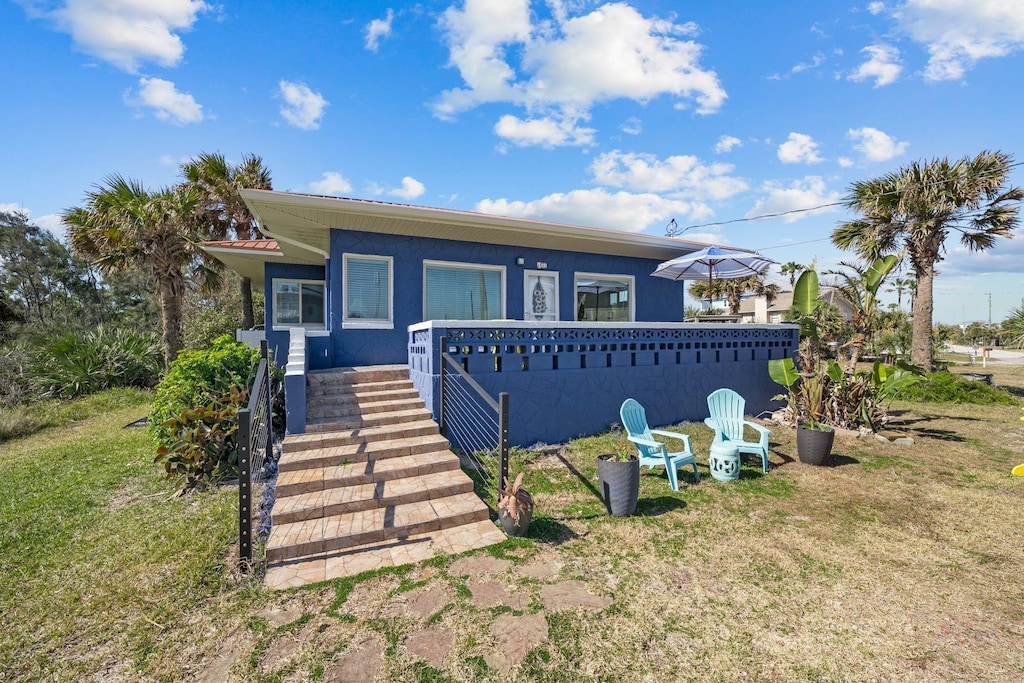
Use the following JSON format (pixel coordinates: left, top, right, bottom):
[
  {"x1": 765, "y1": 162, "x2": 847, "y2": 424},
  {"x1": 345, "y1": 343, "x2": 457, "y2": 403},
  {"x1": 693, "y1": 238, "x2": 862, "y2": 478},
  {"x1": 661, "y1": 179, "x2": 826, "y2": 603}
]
[
  {"x1": 690, "y1": 269, "x2": 779, "y2": 314},
  {"x1": 63, "y1": 176, "x2": 218, "y2": 366},
  {"x1": 833, "y1": 151, "x2": 1022, "y2": 371},
  {"x1": 779, "y1": 261, "x2": 804, "y2": 288},
  {"x1": 182, "y1": 152, "x2": 272, "y2": 329}
]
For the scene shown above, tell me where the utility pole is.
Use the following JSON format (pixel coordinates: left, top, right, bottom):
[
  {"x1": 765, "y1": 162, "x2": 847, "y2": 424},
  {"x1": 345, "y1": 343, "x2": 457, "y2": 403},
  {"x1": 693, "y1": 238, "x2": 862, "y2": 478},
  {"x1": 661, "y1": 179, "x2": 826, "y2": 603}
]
[{"x1": 986, "y1": 292, "x2": 992, "y2": 325}]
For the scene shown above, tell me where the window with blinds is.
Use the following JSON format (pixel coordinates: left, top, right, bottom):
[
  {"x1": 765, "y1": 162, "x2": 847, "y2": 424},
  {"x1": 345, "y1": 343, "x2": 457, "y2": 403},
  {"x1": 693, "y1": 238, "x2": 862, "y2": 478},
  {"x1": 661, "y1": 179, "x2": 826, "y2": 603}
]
[
  {"x1": 273, "y1": 280, "x2": 325, "y2": 328},
  {"x1": 344, "y1": 254, "x2": 393, "y2": 327},
  {"x1": 423, "y1": 261, "x2": 505, "y2": 321}
]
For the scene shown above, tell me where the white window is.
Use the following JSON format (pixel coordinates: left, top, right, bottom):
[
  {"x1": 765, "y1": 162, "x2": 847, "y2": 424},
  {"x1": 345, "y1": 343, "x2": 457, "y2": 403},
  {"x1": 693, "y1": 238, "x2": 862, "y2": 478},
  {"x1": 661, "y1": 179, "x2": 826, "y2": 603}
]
[
  {"x1": 423, "y1": 260, "x2": 506, "y2": 321},
  {"x1": 273, "y1": 279, "x2": 325, "y2": 329},
  {"x1": 575, "y1": 273, "x2": 635, "y2": 322},
  {"x1": 524, "y1": 270, "x2": 559, "y2": 321},
  {"x1": 343, "y1": 254, "x2": 393, "y2": 329}
]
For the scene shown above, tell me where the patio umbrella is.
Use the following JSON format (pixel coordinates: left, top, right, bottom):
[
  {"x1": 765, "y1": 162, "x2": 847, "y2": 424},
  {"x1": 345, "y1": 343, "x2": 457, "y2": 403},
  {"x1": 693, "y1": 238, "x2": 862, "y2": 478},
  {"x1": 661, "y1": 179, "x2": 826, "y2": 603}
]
[{"x1": 651, "y1": 246, "x2": 778, "y2": 313}]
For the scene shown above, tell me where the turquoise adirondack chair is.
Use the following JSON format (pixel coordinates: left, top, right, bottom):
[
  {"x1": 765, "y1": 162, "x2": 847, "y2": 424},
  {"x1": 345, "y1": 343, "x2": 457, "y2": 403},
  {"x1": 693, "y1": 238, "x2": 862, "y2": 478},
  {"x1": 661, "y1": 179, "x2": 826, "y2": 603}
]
[
  {"x1": 619, "y1": 399, "x2": 699, "y2": 491},
  {"x1": 704, "y1": 388, "x2": 770, "y2": 473}
]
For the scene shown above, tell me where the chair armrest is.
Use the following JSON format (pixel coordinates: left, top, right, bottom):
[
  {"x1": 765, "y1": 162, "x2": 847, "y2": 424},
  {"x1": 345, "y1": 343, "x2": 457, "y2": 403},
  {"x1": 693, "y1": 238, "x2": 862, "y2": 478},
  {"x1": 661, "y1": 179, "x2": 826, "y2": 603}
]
[
  {"x1": 703, "y1": 417, "x2": 719, "y2": 431},
  {"x1": 743, "y1": 420, "x2": 770, "y2": 437},
  {"x1": 627, "y1": 435, "x2": 666, "y2": 453},
  {"x1": 651, "y1": 430, "x2": 692, "y2": 452}
]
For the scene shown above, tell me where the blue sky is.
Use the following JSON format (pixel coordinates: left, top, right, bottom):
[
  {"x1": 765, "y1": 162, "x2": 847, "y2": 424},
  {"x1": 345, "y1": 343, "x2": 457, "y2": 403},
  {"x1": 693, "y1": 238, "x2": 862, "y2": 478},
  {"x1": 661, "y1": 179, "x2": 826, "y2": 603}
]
[{"x1": 4, "y1": 0, "x2": 1023, "y2": 325}]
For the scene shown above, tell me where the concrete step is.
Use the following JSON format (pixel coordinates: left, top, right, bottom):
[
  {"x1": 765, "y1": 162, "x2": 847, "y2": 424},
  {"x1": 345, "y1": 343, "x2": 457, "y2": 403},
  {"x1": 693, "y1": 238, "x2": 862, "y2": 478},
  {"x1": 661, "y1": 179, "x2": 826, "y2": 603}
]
[
  {"x1": 306, "y1": 407, "x2": 433, "y2": 433},
  {"x1": 272, "y1": 468, "x2": 475, "y2": 525},
  {"x1": 263, "y1": 519, "x2": 508, "y2": 589},
  {"x1": 307, "y1": 365, "x2": 409, "y2": 386},
  {"x1": 278, "y1": 433, "x2": 451, "y2": 473},
  {"x1": 305, "y1": 386, "x2": 420, "y2": 407},
  {"x1": 307, "y1": 379, "x2": 416, "y2": 400},
  {"x1": 307, "y1": 396, "x2": 424, "y2": 421},
  {"x1": 266, "y1": 491, "x2": 490, "y2": 563},
  {"x1": 283, "y1": 419, "x2": 440, "y2": 454},
  {"x1": 275, "y1": 449, "x2": 460, "y2": 498}
]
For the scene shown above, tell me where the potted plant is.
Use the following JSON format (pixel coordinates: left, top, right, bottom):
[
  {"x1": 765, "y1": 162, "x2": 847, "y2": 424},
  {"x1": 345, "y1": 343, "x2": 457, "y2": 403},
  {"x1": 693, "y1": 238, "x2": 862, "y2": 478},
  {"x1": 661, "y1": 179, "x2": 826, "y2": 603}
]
[
  {"x1": 596, "y1": 433, "x2": 640, "y2": 516},
  {"x1": 497, "y1": 472, "x2": 534, "y2": 537}
]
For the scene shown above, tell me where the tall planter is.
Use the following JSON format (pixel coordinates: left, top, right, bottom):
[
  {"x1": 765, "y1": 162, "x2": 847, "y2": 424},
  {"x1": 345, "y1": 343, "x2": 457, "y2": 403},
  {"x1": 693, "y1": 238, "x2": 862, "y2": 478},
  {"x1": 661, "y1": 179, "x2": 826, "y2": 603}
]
[
  {"x1": 597, "y1": 454, "x2": 640, "y2": 516},
  {"x1": 796, "y1": 425, "x2": 835, "y2": 466}
]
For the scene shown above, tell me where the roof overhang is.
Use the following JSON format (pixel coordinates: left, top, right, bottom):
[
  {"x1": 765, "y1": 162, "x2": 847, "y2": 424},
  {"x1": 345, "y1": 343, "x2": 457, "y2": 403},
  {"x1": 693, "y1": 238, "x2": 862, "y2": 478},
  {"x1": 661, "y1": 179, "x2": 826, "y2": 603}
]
[
  {"x1": 239, "y1": 189, "x2": 719, "y2": 262},
  {"x1": 201, "y1": 241, "x2": 315, "y2": 286}
]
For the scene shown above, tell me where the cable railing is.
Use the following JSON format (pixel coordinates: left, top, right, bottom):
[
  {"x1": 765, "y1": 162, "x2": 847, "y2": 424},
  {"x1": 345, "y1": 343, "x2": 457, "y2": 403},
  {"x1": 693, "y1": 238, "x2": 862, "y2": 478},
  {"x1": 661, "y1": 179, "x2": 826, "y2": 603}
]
[
  {"x1": 238, "y1": 340, "x2": 274, "y2": 572},
  {"x1": 439, "y1": 340, "x2": 509, "y2": 508}
]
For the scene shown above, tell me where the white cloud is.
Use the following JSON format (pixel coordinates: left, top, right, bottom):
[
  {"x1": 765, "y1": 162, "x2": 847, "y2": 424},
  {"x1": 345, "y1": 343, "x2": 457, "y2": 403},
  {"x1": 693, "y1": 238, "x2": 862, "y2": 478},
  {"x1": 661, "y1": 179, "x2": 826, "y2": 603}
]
[
  {"x1": 309, "y1": 172, "x2": 353, "y2": 196},
  {"x1": 388, "y1": 176, "x2": 426, "y2": 200},
  {"x1": 745, "y1": 176, "x2": 841, "y2": 223},
  {"x1": 837, "y1": 156, "x2": 854, "y2": 168},
  {"x1": 129, "y1": 77, "x2": 204, "y2": 125},
  {"x1": 867, "y1": 2, "x2": 886, "y2": 15},
  {"x1": 895, "y1": 0, "x2": 1024, "y2": 81},
  {"x1": 848, "y1": 44, "x2": 902, "y2": 87},
  {"x1": 714, "y1": 135, "x2": 741, "y2": 154},
  {"x1": 364, "y1": 8, "x2": 394, "y2": 52},
  {"x1": 777, "y1": 132, "x2": 824, "y2": 164},
  {"x1": 278, "y1": 80, "x2": 328, "y2": 130},
  {"x1": 476, "y1": 188, "x2": 712, "y2": 232},
  {"x1": 589, "y1": 150, "x2": 747, "y2": 200},
  {"x1": 493, "y1": 114, "x2": 595, "y2": 148},
  {"x1": 847, "y1": 126, "x2": 908, "y2": 161},
  {"x1": 433, "y1": 1, "x2": 725, "y2": 145},
  {"x1": 621, "y1": 117, "x2": 642, "y2": 135},
  {"x1": 791, "y1": 52, "x2": 825, "y2": 73},
  {"x1": 19, "y1": 0, "x2": 209, "y2": 72},
  {"x1": 0, "y1": 204, "x2": 65, "y2": 238}
]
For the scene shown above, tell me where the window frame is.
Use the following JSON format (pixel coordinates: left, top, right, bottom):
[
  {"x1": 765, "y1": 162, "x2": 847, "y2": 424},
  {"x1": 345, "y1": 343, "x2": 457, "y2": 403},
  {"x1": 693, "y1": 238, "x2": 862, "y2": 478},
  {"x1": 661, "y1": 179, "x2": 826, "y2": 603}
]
[
  {"x1": 573, "y1": 272, "x2": 636, "y2": 323},
  {"x1": 342, "y1": 253, "x2": 394, "y2": 330},
  {"x1": 422, "y1": 259, "x2": 507, "y2": 321},
  {"x1": 523, "y1": 269, "x2": 559, "y2": 321},
  {"x1": 271, "y1": 278, "x2": 327, "y2": 331}
]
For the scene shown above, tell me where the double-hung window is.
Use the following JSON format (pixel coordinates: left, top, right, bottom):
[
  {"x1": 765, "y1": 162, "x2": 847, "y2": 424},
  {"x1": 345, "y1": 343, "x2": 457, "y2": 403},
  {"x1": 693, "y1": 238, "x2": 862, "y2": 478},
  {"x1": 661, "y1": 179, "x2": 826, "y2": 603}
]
[
  {"x1": 423, "y1": 260, "x2": 505, "y2": 320},
  {"x1": 273, "y1": 280, "x2": 325, "y2": 329},
  {"x1": 574, "y1": 273, "x2": 635, "y2": 322},
  {"x1": 343, "y1": 254, "x2": 393, "y2": 329}
]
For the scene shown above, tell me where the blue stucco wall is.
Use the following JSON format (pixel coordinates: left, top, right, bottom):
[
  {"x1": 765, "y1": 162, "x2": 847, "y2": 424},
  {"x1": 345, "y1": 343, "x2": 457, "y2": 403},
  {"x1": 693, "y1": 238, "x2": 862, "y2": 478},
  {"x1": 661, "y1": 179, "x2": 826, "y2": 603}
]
[{"x1": 326, "y1": 228, "x2": 687, "y2": 367}]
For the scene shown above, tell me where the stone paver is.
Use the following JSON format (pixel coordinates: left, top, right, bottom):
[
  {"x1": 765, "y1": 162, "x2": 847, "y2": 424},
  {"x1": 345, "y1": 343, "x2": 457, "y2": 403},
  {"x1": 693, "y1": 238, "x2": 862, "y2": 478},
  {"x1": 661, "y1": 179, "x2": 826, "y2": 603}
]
[
  {"x1": 195, "y1": 629, "x2": 249, "y2": 683},
  {"x1": 323, "y1": 634, "x2": 384, "y2": 683},
  {"x1": 253, "y1": 606, "x2": 303, "y2": 628},
  {"x1": 447, "y1": 555, "x2": 512, "y2": 577},
  {"x1": 467, "y1": 579, "x2": 530, "y2": 610},
  {"x1": 483, "y1": 613, "x2": 548, "y2": 674},
  {"x1": 402, "y1": 625, "x2": 455, "y2": 670},
  {"x1": 384, "y1": 582, "x2": 453, "y2": 619},
  {"x1": 518, "y1": 560, "x2": 562, "y2": 581},
  {"x1": 261, "y1": 634, "x2": 301, "y2": 673},
  {"x1": 539, "y1": 581, "x2": 613, "y2": 612}
]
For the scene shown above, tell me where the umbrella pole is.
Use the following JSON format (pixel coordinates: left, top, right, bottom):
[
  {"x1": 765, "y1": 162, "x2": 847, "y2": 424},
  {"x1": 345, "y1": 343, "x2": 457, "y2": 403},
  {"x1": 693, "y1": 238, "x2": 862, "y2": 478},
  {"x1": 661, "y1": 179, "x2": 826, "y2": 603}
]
[{"x1": 707, "y1": 268, "x2": 713, "y2": 312}]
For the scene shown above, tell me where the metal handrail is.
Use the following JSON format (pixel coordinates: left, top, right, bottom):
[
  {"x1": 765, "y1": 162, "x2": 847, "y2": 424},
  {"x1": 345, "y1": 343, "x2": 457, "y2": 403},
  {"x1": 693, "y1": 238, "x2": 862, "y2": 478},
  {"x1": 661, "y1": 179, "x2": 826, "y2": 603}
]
[{"x1": 238, "y1": 340, "x2": 274, "y2": 572}]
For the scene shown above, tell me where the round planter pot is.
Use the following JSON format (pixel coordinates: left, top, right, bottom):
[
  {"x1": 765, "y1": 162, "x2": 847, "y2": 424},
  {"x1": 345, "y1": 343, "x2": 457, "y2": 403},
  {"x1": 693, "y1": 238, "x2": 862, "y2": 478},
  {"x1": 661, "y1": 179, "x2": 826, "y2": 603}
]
[
  {"x1": 498, "y1": 503, "x2": 533, "y2": 537},
  {"x1": 797, "y1": 425, "x2": 835, "y2": 466},
  {"x1": 597, "y1": 454, "x2": 640, "y2": 516}
]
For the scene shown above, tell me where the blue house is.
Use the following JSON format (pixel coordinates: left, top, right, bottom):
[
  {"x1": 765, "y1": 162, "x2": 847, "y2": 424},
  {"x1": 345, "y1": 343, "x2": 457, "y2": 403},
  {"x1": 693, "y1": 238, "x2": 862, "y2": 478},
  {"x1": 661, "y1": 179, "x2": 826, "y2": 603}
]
[{"x1": 204, "y1": 190, "x2": 797, "y2": 445}]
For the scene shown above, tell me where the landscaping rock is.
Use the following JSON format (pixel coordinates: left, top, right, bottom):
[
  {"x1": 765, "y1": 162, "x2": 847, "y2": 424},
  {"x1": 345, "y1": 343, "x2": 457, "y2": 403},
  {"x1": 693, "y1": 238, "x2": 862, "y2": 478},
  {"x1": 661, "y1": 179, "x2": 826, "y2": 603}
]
[
  {"x1": 539, "y1": 581, "x2": 612, "y2": 612},
  {"x1": 518, "y1": 560, "x2": 562, "y2": 581},
  {"x1": 467, "y1": 579, "x2": 529, "y2": 609},
  {"x1": 484, "y1": 613, "x2": 548, "y2": 673},
  {"x1": 402, "y1": 625, "x2": 454, "y2": 669},
  {"x1": 447, "y1": 555, "x2": 511, "y2": 577},
  {"x1": 323, "y1": 635, "x2": 384, "y2": 683},
  {"x1": 384, "y1": 582, "x2": 453, "y2": 620},
  {"x1": 875, "y1": 431, "x2": 915, "y2": 445}
]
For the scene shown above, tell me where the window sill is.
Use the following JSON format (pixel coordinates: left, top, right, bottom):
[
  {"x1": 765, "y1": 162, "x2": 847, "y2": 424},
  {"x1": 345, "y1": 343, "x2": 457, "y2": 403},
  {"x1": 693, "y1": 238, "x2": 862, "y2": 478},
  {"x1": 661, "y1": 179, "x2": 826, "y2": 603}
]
[
  {"x1": 342, "y1": 321, "x2": 395, "y2": 330},
  {"x1": 272, "y1": 327, "x2": 330, "y2": 337}
]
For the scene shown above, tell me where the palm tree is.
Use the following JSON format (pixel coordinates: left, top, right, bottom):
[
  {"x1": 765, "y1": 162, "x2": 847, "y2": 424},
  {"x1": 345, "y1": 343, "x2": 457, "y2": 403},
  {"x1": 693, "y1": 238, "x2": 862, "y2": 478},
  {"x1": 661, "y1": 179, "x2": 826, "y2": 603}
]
[
  {"x1": 779, "y1": 261, "x2": 804, "y2": 288},
  {"x1": 182, "y1": 152, "x2": 272, "y2": 329},
  {"x1": 832, "y1": 151, "x2": 1022, "y2": 371},
  {"x1": 691, "y1": 270, "x2": 779, "y2": 314},
  {"x1": 63, "y1": 176, "x2": 218, "y2": 366},
  {"x1": 886, "y1": 273, "x2": 915, "y2": 310},
  {"x1": 825, "y1": 256, "x2": 898, "y2": 372}
]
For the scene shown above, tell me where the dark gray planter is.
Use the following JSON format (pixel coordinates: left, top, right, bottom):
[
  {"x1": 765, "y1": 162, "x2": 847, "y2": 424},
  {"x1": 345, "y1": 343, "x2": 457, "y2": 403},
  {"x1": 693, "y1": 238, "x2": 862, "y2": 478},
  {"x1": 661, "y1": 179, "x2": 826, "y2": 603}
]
[
  {"x1": 797, "y1": 425, "x2": 835, "y2": 465},
  {"x1": 498, "y1": 497, "x2": 533, "y2": 537},
  {"x1": 597, "y1": 454, "x2": 640, "y2": 516}
]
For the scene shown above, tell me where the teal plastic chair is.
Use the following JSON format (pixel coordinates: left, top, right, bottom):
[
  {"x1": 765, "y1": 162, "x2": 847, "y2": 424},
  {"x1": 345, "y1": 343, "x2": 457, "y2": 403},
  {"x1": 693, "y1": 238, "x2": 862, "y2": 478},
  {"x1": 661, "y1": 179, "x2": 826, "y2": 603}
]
[
  {"x1": 704, "y1": 388, "x2": 770, "y2": 474},
  {"x1": 619, "y1": 399, "x2": 699, "y2": 491}
]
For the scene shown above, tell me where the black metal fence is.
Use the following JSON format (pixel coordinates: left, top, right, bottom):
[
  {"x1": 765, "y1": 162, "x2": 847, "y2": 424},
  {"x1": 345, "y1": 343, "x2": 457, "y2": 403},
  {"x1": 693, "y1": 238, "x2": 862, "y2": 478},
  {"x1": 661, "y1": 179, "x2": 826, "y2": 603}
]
[
  {"x1": 238, "y1": 341, "x2": 274, "y2": 571},
  {"x1": 439, "y1": 338, "x2": 510, "y2": 506}
]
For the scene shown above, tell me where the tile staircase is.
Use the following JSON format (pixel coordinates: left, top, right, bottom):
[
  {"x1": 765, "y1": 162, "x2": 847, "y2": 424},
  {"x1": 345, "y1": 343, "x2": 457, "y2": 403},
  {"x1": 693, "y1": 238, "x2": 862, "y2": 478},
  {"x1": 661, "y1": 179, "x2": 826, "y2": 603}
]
[{"x1": 264, "y1": 365, "x2": 506, "y2": 589}]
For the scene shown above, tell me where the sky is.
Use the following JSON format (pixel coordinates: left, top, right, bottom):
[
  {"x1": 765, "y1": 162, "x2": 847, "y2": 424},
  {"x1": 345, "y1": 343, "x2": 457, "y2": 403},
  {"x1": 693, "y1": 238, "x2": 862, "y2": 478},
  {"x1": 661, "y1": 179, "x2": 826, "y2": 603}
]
[{"x1": 3, "y1": 0, "x2": 1024, "y2": 325}]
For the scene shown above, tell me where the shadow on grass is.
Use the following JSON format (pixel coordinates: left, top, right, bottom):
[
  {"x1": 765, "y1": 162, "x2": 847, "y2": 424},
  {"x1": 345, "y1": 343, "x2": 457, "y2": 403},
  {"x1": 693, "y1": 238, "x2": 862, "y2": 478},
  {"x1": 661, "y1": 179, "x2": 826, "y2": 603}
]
[
  {"x1": 636, "y1": 495, "x2": 687, "y2": 516},
  {"x1": 829, "y1": 453, "x2": 860, "y2": 467},
  {"x1": 527, "y1": 517, "x2": 583, "y2": 545},
  {"x1": 908, "y1": 428, "x2": 967, "y2": 443},
  {"x1": 554, "y1": 449, "x2": 603, "y2": 501}
]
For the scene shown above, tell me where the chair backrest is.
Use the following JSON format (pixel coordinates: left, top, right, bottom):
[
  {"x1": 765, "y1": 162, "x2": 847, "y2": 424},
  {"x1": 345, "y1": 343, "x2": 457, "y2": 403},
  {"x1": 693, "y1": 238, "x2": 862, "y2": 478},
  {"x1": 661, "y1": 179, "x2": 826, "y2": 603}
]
[
  {"x1": 707, "y1": 388, "x2": 746, "y2": 440},
  {"x1": 620, "y1": 398, "x2": 660, "y2": 458}
]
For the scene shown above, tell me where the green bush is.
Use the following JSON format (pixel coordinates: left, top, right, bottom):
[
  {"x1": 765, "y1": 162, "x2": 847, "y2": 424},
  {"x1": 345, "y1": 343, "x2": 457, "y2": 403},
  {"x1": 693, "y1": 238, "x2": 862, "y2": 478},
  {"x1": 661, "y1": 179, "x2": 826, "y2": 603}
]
[
  {"x1": 155, "y1": 387, "x2": 246, "y2": 492},
  {"x1": 897, "y1": 371, "x2": 1018, "y2": 406},
  {"x1": 150, "y1": 335, "x2": 261, "y2": 448},
  {"x1": 29, "y1": 327, "x2": 162, "y2": 399}
]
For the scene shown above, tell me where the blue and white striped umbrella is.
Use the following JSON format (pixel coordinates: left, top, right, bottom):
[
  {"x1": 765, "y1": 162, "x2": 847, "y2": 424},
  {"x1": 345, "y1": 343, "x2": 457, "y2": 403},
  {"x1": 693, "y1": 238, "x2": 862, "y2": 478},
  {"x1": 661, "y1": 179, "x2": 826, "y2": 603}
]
[{"x1": 651, "y1": 246, "x2": 778, "y2": 309}]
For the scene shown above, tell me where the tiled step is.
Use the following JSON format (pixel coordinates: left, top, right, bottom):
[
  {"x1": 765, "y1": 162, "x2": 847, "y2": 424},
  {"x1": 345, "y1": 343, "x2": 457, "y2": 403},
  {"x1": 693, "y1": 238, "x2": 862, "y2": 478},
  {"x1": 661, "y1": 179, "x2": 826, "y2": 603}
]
[
  {"x1": 272, "y1": 468, "x2": 475, "y2": 525},
  {"x1": 305, "y1": 386, "x2": 419, "y2": 407},
  {"x1": 275, "y1": 449, "x2": 460, "y2": 498},
  {"x1": 283, "y1": 419, "x2": 440, "y2": 454},
  {"x1": 266, "y1": 491, "x2": 490, "y2": 563},
  {"x1": 307, "y1": 396, "x2": 423, "y2": 420},
  {"x1": 307, "y1": 365, "x2": 409, "y2": 386},
  {"x1": 278, "y1": 433, "x2": 451, "y2": 472},
  {"x1": 263, "y1": 519, "x2": 509, "y2": 589},
  {"x1": 306, "y1": 407, "x2": 433, "y2": 433}
]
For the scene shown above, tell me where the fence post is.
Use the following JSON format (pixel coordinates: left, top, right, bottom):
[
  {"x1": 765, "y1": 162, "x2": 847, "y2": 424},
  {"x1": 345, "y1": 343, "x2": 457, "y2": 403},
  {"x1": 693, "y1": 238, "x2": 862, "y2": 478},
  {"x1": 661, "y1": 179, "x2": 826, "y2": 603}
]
[
  {"x1": 438, "y1": 336, "x2": 448, "y2": 438},
  {"x1": 262, "y1": 340, "x2": 274, "y2": 461},
  {"x1": 238, "y1": 406, "x2": 253, "y2": 571},
  {"x1": 498, "y1": 392, "x2": 510, "y2": 490}
]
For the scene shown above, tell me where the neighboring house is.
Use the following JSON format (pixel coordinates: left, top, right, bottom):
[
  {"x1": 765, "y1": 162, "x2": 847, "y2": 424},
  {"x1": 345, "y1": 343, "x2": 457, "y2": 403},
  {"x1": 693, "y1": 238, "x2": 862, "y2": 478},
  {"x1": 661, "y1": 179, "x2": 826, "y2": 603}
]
[
  {"x1": 738, "y1": 287, "x2": 855, "y2": 324},
  {"x1": 204, "y1": 190, "x2": 797, "y2": 445}
]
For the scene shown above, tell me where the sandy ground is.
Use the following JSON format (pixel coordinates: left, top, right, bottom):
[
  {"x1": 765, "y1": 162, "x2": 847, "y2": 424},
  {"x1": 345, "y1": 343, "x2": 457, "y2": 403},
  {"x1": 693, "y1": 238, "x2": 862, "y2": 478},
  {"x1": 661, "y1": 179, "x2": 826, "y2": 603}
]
[{"x1": 947, "y1": 344, "x2": 1024, "y2": 365}]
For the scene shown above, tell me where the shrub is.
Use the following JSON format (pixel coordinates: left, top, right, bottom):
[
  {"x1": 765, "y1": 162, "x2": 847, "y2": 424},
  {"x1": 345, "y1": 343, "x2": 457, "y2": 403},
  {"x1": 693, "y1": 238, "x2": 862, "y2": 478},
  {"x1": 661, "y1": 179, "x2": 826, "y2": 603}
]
[
  {"x1": 29, "y1": 327, "x2": 162, "y2": 399},
  {"x1": 150, "y1": 335, "x2": 261, "y2": 448},
  {"x1": 155, "y1": 387, "x2": 246, "y2": 493},
  {"x1": 897, "y1": 372, "x2": 1018, "y2": 406},
  {"x1": 0, "y1": 341, "x2": 35, "y2": 407}
]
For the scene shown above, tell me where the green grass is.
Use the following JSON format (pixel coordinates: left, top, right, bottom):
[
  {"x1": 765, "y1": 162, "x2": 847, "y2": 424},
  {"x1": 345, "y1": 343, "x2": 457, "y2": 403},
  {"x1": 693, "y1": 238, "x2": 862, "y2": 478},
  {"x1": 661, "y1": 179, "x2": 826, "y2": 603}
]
[
  {"x1": 897, "y1": 370, "x2": 1018, "y2": 405},
  {"x1": 0, "y1": 389, "x2": 256, "y2": 682},
  {"x1": 0, "y1": 387, "x2": 153, "y2": 443}
]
